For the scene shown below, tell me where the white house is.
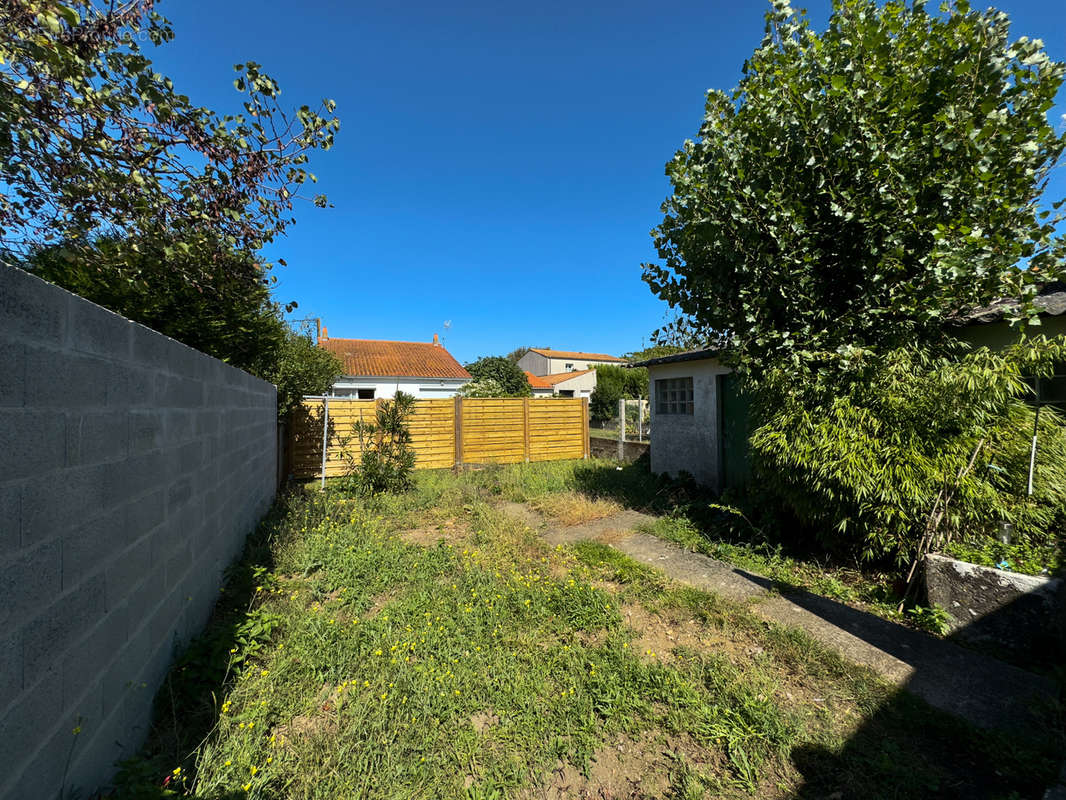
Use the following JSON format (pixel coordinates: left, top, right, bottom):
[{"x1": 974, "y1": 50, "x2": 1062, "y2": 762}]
[
  {"x1": 517, "y1": 348, "x2": 626, "y2": 376},
  {"x1": 524, "y1": 369, "x2": 597, "y2": 398},
  {"x1": 629, "y1": 348, "x2": 747, "y2": 489},
  {"x1": 319, "y1": 332, "x2": 471, "y2": 399}
]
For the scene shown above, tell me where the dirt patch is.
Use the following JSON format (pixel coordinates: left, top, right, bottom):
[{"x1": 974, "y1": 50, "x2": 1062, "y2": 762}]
[
  {"x1": 470, "y1": 710, "x2": 500, "y2": 734},
  {"x1": 621, "y1": 603, "x2": 742, "y2": 664},
  {"x1": 273, "y1": 683, "x2": 344, "y2": 748},
  {"x1": 530, "y1": 732, "x2": 676, "y2": 799},
  {"x1": 529, "y1": 493, "x2": 622, "y2": 527},
  {"x1": 364, "y1": 590, "x2": 398, "y2": 619},
  {"x1": 593, "y1": 529, "x2": 632, "y2": 546},
  {"x1": 399, "y1": 519, "x2": 469, "y2": 547}
]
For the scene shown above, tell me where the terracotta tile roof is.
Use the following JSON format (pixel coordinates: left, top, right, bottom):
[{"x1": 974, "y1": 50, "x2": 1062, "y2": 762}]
[
  {"x1": 320, "y1": 338, "x2": 471, "y2": 379},
  {"x1": 525, "y1": 369, "x2": 594, "y2": 388},
  {"x1": 527, "y1": 348, "x2": 626, "y2": 363}
]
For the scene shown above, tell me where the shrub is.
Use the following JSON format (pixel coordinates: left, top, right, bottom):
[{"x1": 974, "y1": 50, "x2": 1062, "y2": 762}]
[
  {"x1": 749, "y1": 339, "x2": 1066, "y2": 579},
  {"x1": 341, "y1": 391, "x2": 417, "y2": 494},
  {"x1": 464, "y1": 356, "x2": 531, "y2": 397},
  {"x1": 589, "y1": 364, "x2": 647, "y2": 422}
]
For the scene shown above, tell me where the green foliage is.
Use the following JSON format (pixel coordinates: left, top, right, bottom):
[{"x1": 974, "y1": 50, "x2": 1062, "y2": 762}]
[
  {"x1": 341, "y1": 391, "x2": 417, "y2": 495},
  {"x1": 26, "y1": 238, "x2": 342, "y2": 417},
  {"x1": 749, "y1": 339, "x2": 1066, "y2": 565},
  {"x1": 0, "y1": 1, "x2": 339, "y2": 280},
  {"x1": 266, "y1": 330, "x2": 344, "y2": 417},
  {"x1": 643, "y1": 0, "x2": 1065, "y2": 385},
  {"x1": 624, "y1": 344, "x2": 688, "y2": 363},
  {"x1": 589, "y1": 364, "x2": 647, "y2": 422},
  {"x1": 464, "y1": 356, "x2": 532, "y2": 397},
  {"x1": 907, "y1": 604, "x2": 952, "y2": 635}
]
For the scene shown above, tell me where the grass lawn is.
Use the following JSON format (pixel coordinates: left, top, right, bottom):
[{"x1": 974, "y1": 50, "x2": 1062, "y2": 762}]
[{"x1": 113, "y1": 461, "x2": 1059, "y2": 799}]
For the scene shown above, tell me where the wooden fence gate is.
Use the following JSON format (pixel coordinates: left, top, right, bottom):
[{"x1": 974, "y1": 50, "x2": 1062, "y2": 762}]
[{"x1": 287, "y1": 396, "x2": 590, "y2": 480}]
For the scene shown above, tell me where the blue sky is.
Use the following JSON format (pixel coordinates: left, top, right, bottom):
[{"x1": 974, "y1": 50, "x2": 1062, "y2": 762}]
[{"x1": 147, "y1": 0, "x2": 1066, "y2": 365}]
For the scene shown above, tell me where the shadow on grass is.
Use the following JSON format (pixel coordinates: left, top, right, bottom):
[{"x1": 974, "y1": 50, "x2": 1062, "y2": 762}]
[{"x1": 785, "y1": 590, "x2": 1064, "y2": 799}]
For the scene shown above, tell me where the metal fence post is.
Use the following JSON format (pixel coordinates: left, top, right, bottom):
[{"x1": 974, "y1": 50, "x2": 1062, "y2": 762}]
[
  {"x1": 618, "y1": 397, "x2": 625, "y2": 461},
  {"x1": 320, "y1": 395, "x2": 330, "y2": 489}
]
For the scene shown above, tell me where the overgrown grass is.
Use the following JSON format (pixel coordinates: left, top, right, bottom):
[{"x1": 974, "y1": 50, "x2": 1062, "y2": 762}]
[{"x1": 110, "y1": 463, "x2": 1060, "y2": 799}]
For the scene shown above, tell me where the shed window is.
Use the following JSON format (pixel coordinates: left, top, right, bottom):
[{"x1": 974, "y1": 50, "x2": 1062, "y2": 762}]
[
  {"x1": 656, "y1": 377, "x2": 694, "y2": 415},
  {"x1": 1023, "y1": 362, "x2": 1066, "y2": 412}
]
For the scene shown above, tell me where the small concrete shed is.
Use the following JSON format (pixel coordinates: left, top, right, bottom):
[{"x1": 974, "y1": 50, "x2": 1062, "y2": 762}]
[{"x1": 630, "y1": 349, "x2": 748, "y2": 489}]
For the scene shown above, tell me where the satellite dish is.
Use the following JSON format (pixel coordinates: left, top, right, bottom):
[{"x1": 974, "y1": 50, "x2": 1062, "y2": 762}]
[{"x1": 443, "y1": 320, "x2": 452, "y2": 330}]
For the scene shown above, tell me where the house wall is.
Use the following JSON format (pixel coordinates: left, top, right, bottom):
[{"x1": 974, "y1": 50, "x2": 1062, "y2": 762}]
[
  {"x1": 952, "y1": 316, "x2": 1066, "y2": 351},
  {"x1": 330, "y1": 376, "x2": 468, "y2": 399},
  {"x1": 517, "y1": 351, "x2": 550, "y2": 376},
  {"x1": 517, "y1": 352, "x2": 623, "y2": 376},
  {"x1": 552, "y1": 370, "x2": 597, "y2": 398},
  {"x1": 0, "y1": 267, "x2": 277, "y2": 800},
  {"x1": 647, "y1": 358, "x2": 730, "y2": 487}
]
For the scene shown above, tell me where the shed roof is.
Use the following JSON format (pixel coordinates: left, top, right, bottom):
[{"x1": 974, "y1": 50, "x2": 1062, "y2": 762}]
[
  {"x1": 320, "y1": 338, "x2": 471, "y2": 379},
  {"x1": 951, "y1": 282, "x2": 1066, "y2": 326},
  {"x1": 527, "y1": 348, "x2": 625, "y2": 363},
  {"x1": 627, "y1": 348, "x2": 722, "y2": 368}
]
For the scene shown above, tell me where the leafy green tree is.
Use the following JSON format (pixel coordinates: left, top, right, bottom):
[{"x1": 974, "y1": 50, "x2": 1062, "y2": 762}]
[
  {"x1": 26, "y1": 238, "x2": 341, "y2": 416},
  {"x1": 505, "y1": 346, "x2": 531, "y2": 363},
  {"x1": 589, "y1": 364, "x2": 647, "y2": 422},
  {"x1": 643, "y1": 0, "x2": 1065, "y2": 386},
  {"x1": 0, "y1": 1, "x2": 339, "y2": 283},
  {"x1": 464, "y1": 356, "x2": 532, "y2": 397}
]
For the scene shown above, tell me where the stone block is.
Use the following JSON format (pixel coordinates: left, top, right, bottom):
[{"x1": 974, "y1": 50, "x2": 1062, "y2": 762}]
[
  {"x1": 130, "y1": 323, "x2": 172, "y2": 371},
  {"x1": 0, "y1": 484, "x2": 21, "y2": 558},
  {"x1": 926, "y1": 553, "x2": 1066, "y2": 657},
  {"x1": 0, "y1": 629, "x2": 22, "y2": 715},
  {"x1": 128, "y1": 409, "x2": 164, "y2": 454},
  {"x1": 0, "y1": 341, "x2": 25, "y2": 407},
  {"x1": 102, "y1": 450, "x2": 164, "y2": 510},
  {"x1": 22, "y1": 574, "x2": 107, "y2": 676},
  {"x1": 61, "y1": 605, "x2": 127, "y2": 711},
  {"x1": 66, "y1": 410, "x2": 128, "y2": 467},
  {"x1": 21, "y1": 463, "x2": 109, "y2": 545},
  {"x1": 0, "y1": 266, "x2": 69, "y2": 347},
  {"x1": 0, "y1": 664, "x2": 63, "y2": 783},
  {"x1": 106, "y1": 361, "x2": 157, "y2": 408},
  {"x1": 69, "y1": 299, "x2": 131, "y2": 361},
  {"x1": 0, "y1": 539, "x2": 62, "y2": 629},
  {"x1": 0, "y1": 409, "x2": 66, "y2": 482},
  {"x1": 24, "y1": 345, "x2": 109, "y2": 408},
  {"x1": 62, "y1": 506, "x2": 126, "y2": 591},
  {"x1": 104, "y1": 535, "x2": 152, "y2": 612}
]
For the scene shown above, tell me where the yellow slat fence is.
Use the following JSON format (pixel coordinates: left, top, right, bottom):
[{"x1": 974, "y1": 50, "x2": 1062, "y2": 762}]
[{"x1": 288, "y1": 396, "x2": 589, "y2": 479}]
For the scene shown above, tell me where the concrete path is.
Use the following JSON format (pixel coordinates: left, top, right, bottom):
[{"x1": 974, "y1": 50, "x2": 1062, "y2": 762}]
[{"x1": 499, "y1": 502, "x2": 1059, "y2": 738}]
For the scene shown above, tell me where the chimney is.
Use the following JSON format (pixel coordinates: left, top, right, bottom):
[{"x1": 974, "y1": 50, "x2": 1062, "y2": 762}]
[
  {"x1": 321, "y1": 326, "x2": 328, "y2": 340},
  {"x1": 315, "y1": 318, "x2": 321, "y2": 341},
  {"x1": 432, "y1": 333, "x2": 440, "y2": 346}
]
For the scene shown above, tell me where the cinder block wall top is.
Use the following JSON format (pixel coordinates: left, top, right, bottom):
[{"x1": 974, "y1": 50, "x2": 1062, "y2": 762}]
[{"x1": 0, "y1": 266, "x2": 277, "y2": 799}]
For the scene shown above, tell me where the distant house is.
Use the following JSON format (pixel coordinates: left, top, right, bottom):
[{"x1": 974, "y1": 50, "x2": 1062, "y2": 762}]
[
  {"x1": 524, "y1": 369, "x2": 597, "y2": 399},
  {"x1": 629, "y1": 349, "x2": 748, "y2": 490},
  {"x1": 319, "y1": 331, "x2": 471, "y2": 399},
  {"x1": 517, "y1": 348, "x2": 626, "y2": 376}
]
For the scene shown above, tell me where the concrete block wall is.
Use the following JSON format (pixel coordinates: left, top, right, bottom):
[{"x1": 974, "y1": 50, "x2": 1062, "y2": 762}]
[{"x1": 0, "y1": 266, "x2": 277, "y2": 799}]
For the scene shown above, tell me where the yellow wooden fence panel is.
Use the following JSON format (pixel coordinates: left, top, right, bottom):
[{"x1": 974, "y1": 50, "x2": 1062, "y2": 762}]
[{"x1": 287, "y1": 396, "x2": 588, "y2": 479}]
